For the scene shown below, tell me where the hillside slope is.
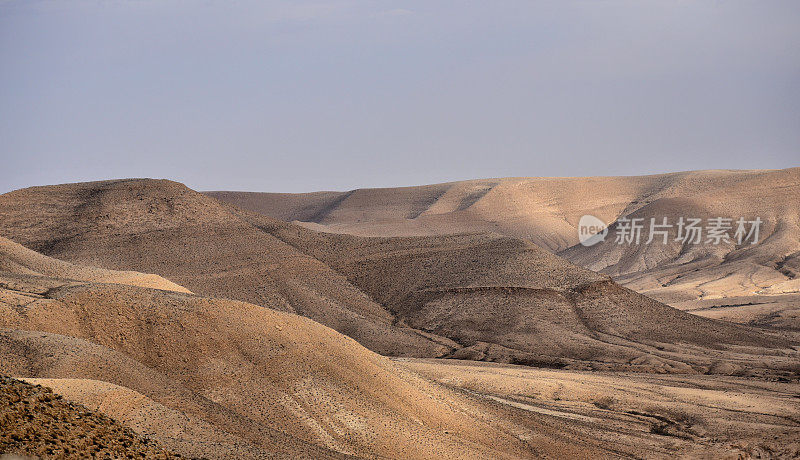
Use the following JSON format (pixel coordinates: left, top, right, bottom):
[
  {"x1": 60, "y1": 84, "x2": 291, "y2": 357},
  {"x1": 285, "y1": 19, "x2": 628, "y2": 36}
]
[
  {"x1": 559, "y1": 169, "x2": 800, "y2": 329},
  {"x1": 209, "y1": 168, "x2": 800, "y2": 328},
  {"x1": 21, "y1": 377, "x2": 269, "y2": 459},
  {"x1": 0, "y1": 235, "x2": 190, "y2": 293},
  {"x1": 4, "y1": 245, "x2": 792, "y2": 458},
  {"x1": 0, "y1": 375, "x2": 181, "y2": 459},
  {"x1": 0, "y1": 255, "x2": 600, "y2": 459},
  {"x1": 1, "y1": 179, "x2": 796, "y2": 376},
  {"x1": 0, "y1": 179, "x2": 444, "y2": 357},
  {"x1": 260, "y1": 220, "x2": 798, "y2": 376}
]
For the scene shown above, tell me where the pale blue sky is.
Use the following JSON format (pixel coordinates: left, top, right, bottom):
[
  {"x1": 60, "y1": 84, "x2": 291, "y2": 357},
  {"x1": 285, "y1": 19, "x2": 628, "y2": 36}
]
[{"x1": 1, "y1": 1, "x2": 798, "y2": 193}]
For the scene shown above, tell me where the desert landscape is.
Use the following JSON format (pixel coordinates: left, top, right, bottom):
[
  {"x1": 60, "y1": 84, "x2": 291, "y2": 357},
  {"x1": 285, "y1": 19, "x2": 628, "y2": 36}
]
[
  {"x1": 209, "y1": 168, "x2": 800, "y2": 331},
  {"x1": 2, "y1": 1, "x2": 798, "y2": 456},
  {"x1": 0, "y1": 173, "x2": 798, "y2": 458}
]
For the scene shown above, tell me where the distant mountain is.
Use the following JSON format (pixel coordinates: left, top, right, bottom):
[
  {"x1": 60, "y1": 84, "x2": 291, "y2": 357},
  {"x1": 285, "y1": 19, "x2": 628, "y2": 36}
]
[
  {"x1": 0, "y1": 178, "x2": 795, "y2": 376},
  {"x1": 208, "y1": 168, "x2": 800, "y2": 329},
  {"x1": 0, "y1": 179, "x2": 442, "y2": 358}
]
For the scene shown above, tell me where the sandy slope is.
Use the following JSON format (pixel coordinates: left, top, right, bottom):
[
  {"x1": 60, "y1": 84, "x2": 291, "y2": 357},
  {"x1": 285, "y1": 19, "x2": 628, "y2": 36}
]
[
  {"x1": 0, "y1": 375, "x2": 180, "y2": 458},
  {"x1": 262, "y1": 222, "x2": 798, "y2": 376},
  {"x1": 21, "y1": 377, "x2": 266, "y2": 459},
  {"x1": 559, "y1": 169, "x2": 800, "y2": 330},
  {"x1": 0, "y1": 235, "x2": 190, "y2": 293},
  {"x1": 208, "y1": 168, "x2": 800, "y2": 329},
  {"x1": 2, "y1": 248, "x2": 795, "y2": 458},
  {"x1": 0, "y1": 179, "x2": 443, "y2": 357},
  {"x1": 0, "y1": 264, "x2": 610, "y2": 458},
  {"x1": 0, "y1": 179, "x2": 795, "y2": 377},
  {"x1": 1, "y1": 177, "x2": 798, "y2": 458},
  {"x1": 397, "y1": 359, "x2": 800, "y2": 459}
]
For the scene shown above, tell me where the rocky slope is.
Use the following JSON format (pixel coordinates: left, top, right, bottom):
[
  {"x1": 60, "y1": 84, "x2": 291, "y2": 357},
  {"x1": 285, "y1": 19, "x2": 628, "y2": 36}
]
[
  {"x1": 0, "y1": 243, "x2": 603, "y2": 459},
  {"x1": 1, "y1": 178, "x2": 795, "y2": 376},
  {"x1": 208, "y1": 168, "x2": 800, "y2": 329},
  {"x1": 0, "y1": 375, "x2": 180, "y2": 459}
]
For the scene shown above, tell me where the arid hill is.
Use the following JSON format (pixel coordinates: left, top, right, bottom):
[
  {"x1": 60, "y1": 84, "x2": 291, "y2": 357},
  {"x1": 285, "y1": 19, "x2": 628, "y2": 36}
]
[
  {"x1": 559, "y1": 169, "x2": 800, "y2": 330},
  {"x1": 0, "y1": 179, "x2": 796, "y2": 376},
  {"x1": 0, "y1": 179, "x2": 442, "y2": 358},
  {"x1": 208, "y1": 168, "x2": 800, "y2": 329},
  {"x1": 1, "y1": 237, "x2": 797, "y2": 458},
  {"x1": 261, "y1": 220, "x2": 798, "y2": 376},
  {"x1": 0, "y1": 375, "x2": 180, "y2": 459},
  {"x1": 0, "y1": 242, "x2": 610, "y2": 459},
  {"x1": 1, "y1": 179, "x2": 799, "y2": 458},
  {"x1": 0, "y1": 235, "x2": 190, "y2": 293}
]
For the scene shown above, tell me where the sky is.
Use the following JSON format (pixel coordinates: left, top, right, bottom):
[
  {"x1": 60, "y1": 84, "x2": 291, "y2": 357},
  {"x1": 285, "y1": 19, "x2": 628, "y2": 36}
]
[{"x1": 1, "y1": 0, "x2": 799, "y2": 193}]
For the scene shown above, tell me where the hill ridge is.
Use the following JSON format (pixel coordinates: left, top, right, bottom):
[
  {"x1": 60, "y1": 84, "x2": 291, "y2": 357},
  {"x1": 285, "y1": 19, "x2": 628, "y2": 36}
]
[
  {"x1": 208, "y1": 168, "x2": 800, "y2": 329},
  {"x1": 1, "y1": 178, "x2": 796, "y2": 376}
]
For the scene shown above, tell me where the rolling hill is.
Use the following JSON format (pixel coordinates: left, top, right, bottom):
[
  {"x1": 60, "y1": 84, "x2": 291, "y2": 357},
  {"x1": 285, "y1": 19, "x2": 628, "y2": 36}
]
[
  {"x1": 0, "y1": 179, "x2": 796, "y2": 377},
  {"x1": 0, "y1": 241, "x2": 588, "y2": 458},
  {"x1": 0, "y1": 375, "x2": 181, "y2": 459},
  {"x1": 0, "y1": 179, "x2": 443, "y2": 358},
  {"x1": 208, "y1": 168, "x2": 800, "y2": 329},
  {"x1": 1, "y1": 178, "x2": 798, "y2": 458}
]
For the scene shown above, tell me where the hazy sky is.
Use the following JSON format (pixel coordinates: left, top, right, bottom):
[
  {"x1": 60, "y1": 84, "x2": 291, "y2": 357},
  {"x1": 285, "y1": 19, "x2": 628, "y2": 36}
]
[{"x1": 1, "y1": 1, "x2": 798, "y2": 193}]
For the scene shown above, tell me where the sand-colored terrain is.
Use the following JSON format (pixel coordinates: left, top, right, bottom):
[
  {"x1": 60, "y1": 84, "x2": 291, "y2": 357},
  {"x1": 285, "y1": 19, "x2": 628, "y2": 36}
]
[
  {"x1": 0, "y1": 236, "x2": 190, "y2": 293},
  {"x1": 0, "y1": 179, "x2": 795, "y2": 377},
  {"x1": 208, "y1": 168, "x2": 800, "y2": 329},
  {"x1": 0, "y1": 375, "x2": 180, "y2": 458},
  {"x1": 264, "y1": 222, "x2": 798, "y2": 376},
  {"x1": 1, "y1": 267, "x2": 796, "y2": 458},
  {"x1": 397, "y1": 359, "x2": 800, "y2": 459},
  {"x1": 0, "y1": 242, "x2": 623, "y2": 459},
  {"x1": 1, "y1": 177, "x2": 799, "y2": 458},
  {"x1": 0, "y1": 179, "x2": 443, "y2": 358},
  {"x1": 21, "y1": 377, "x2": 265, "y2": 459}
]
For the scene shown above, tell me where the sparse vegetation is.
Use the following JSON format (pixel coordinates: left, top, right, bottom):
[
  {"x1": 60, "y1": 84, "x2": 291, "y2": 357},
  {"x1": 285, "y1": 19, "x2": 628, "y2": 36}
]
[{"x1": 0, "y1": 376, "x2": 180, "y2": 459}]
